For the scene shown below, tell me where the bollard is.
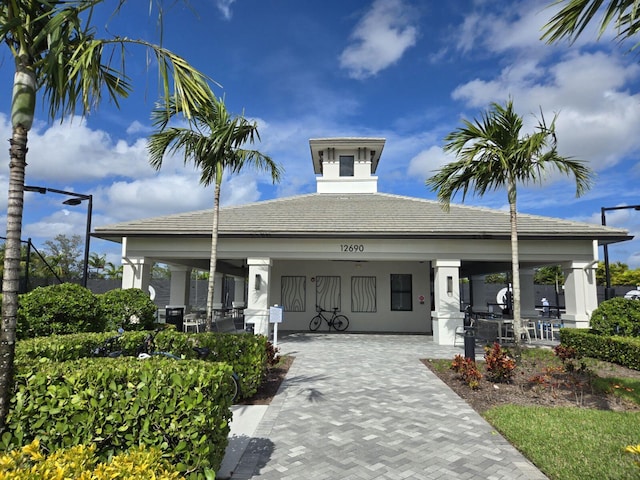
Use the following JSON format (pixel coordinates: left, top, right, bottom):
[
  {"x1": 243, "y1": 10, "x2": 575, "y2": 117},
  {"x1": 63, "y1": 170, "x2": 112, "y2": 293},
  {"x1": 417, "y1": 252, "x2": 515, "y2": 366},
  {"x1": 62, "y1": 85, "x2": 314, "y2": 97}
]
[
  {"x1": 464, "y1": 328, "x2": 475, "y2": 361},
  {"x1": 463, "y1": 305, "x2": 475, "y2": 361}
]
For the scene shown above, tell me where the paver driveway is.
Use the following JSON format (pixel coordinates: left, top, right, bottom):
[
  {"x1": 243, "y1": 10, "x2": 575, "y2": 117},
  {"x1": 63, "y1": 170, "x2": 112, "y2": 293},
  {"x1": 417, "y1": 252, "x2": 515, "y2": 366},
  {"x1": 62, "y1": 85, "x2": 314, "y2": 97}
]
[{"x1": 231, "y1": 333, "x2": 547, "y2": 480}]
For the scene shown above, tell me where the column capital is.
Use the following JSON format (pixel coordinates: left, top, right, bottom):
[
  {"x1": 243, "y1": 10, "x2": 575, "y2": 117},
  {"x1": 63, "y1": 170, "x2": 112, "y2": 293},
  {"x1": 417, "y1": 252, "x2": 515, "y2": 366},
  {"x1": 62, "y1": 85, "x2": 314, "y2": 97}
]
[
  {"x1": 247, "y1": 257, "x2": 272, "y2": 267},
  {"x1": 433, "y1": 259, "x2": 461, "y2": 268}
]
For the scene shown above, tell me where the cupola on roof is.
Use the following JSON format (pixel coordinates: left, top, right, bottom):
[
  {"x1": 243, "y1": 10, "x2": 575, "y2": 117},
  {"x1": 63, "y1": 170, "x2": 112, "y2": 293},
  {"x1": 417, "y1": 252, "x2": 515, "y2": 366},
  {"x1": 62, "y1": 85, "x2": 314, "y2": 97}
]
[{"x1": 309, "y1": 137, "x2": 385, "y2": 194}]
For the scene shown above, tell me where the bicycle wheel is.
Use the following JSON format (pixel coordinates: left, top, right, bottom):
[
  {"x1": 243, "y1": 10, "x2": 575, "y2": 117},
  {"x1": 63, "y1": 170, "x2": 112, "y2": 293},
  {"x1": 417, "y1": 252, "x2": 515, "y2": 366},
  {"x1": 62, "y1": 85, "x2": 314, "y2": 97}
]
[
  {"x1": 230, "y1": 373, "x2": 240, "y2": 402},
  {"x1": 332, "y1": 315, "x2": 349, "y2": 331},
  {"x1": 309, "y1": 315, "x2": 323, "y2": 331}
]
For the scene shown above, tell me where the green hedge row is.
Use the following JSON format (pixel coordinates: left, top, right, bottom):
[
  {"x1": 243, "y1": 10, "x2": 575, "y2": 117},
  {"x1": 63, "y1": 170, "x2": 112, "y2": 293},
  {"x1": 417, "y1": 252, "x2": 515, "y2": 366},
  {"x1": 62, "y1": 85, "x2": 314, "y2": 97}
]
[
  {"x1": 15, "y1": 329, "x2": 269, "y2": 399},
  {"x1": 560, "y1": 328, "x2": 640, "y2": 370},
  {"x1": 4, "y1": 357, "x2": 234, "y2": 477},
  {"x1": 17, "y1": 284, "x2": 158, "y2": 339}
]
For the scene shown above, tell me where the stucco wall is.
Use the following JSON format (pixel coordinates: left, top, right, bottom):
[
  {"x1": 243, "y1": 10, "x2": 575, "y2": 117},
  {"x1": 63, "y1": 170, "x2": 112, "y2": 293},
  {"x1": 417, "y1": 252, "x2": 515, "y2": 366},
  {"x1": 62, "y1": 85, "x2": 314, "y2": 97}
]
[{"x1": 270, "y1": 259, "x2": 432, "y2": 333}]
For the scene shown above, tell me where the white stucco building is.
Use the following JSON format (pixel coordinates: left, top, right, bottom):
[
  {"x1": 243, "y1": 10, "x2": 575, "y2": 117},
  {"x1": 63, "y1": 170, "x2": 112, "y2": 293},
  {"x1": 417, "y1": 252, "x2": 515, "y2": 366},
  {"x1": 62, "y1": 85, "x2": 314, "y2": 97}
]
[{"x1": 93, "y1": 138, "x2": 630, "y2": 345}]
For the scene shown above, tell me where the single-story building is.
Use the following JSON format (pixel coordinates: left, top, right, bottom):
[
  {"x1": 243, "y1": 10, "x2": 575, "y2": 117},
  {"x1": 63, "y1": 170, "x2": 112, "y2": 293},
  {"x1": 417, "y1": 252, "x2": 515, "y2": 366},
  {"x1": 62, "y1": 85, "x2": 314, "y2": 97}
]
[{"x1": 93, "y1": 137, "x2": 630, "y2": 344}]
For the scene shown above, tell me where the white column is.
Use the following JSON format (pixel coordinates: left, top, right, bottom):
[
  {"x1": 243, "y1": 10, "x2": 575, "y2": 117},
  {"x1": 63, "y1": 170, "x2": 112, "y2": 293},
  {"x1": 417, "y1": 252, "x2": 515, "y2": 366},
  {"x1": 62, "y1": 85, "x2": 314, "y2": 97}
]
[
  {"x1": 520, "y1": 268, "x2": 536, "y2": 318},
  {"x1": 212, "y1": 272, "x2": 224, "y2": 310},
  {"x1": 121, "y1": 254, "x2": 152, "y2": 294},
  {"x1": 562, "y1": 260, "x2": 597, "y2": 329},
  {"x1": 246, "y1": 257, "x2": 272, "y2": 336},
  {"x1": 168, "y1": 265, "x2": 191, "y2": 308},
  {"x1": 233, "y1": 276, "x2": 246, "y2": 308},
  {"x1": 431, "y1": 259, "x2": 463, "y2": 345}
]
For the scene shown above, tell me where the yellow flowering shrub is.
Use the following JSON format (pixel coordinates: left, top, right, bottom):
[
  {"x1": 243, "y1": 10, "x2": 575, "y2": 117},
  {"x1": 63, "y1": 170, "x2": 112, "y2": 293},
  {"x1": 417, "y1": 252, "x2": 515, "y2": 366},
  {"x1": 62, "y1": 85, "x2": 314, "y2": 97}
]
[{"x1": 0, "y1": 440, "x2": 185, "y2": 479}]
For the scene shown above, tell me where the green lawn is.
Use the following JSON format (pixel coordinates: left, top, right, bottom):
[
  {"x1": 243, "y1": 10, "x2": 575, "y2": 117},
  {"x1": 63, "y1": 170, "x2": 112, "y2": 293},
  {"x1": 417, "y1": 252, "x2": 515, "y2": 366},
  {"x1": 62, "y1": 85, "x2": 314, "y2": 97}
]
[{"x1": 484, "y1": 406, "x2": 640, "y2": 480}]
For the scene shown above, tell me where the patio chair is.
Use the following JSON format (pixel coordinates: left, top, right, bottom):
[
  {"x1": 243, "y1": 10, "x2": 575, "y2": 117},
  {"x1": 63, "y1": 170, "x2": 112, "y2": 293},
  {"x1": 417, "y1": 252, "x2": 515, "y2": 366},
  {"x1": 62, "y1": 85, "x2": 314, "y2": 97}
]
[{"x1": 183, "y1": 313, "x2": 205, "y2": 333}]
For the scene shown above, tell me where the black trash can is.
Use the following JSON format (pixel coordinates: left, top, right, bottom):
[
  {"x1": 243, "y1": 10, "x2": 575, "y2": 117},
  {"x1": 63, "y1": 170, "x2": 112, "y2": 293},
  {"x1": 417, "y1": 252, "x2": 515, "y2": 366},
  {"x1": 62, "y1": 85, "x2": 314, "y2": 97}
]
[{"x1": 165, "y1": 306, "x2": 184, "y2": 332}]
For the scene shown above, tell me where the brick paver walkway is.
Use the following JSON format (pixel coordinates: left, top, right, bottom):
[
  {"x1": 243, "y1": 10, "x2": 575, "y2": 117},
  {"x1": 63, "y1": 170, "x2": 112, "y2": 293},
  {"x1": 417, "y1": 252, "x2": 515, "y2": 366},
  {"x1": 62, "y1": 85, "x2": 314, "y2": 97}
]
[{"x1": 231, "y1": 333, "x2": 547, "y2": 479}]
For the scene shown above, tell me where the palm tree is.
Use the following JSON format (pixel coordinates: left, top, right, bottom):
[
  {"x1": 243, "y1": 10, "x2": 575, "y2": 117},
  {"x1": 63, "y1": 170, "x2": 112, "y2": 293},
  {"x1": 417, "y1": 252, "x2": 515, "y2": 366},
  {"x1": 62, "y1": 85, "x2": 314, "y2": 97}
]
[
  {"x1": 148, "y1": 96, "x2": 283, "y2": 331},
  {"x1": 542, "y1": 0, "x2": 640, "y2": 45},
  {"x1": 427, "y1": 99, "x2": 593, "y2": 341},
  {"x1": 0, "y1": 0, "x2": 213, "y2": 428}
]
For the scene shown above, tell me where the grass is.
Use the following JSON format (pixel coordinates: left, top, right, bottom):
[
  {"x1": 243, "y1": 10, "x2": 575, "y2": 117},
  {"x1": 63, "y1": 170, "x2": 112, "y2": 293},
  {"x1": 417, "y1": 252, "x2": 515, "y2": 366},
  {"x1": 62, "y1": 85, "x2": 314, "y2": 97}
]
[
  {"x1": 484, "y1": 406, "x2": 640, "y2": 480},
  {"x1": 592, "y1": 377, "x2": 640, "y2": 405}
]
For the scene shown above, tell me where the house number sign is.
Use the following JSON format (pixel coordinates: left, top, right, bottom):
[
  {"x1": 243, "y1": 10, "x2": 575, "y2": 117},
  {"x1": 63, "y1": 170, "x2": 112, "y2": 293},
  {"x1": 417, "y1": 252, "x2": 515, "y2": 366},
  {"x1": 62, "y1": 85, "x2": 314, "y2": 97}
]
[{"x1": 340, "y1": 244, "x2": 365, "y2": 252}]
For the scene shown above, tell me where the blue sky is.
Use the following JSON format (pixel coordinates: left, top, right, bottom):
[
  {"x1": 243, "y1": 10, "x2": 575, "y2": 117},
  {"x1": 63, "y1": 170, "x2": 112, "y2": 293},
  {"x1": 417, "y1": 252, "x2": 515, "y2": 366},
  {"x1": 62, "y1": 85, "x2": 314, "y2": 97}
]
[{"x1": 2, "y1": 0, "x2": 640, "y2": 269}]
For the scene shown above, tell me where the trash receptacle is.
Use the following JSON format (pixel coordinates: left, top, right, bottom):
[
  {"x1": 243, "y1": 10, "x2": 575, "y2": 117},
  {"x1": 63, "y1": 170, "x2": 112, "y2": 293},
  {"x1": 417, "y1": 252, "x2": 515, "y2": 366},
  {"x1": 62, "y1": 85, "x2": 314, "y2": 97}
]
[{"x1": 165, "y1": 306, "x2": 184, "y2": 332}]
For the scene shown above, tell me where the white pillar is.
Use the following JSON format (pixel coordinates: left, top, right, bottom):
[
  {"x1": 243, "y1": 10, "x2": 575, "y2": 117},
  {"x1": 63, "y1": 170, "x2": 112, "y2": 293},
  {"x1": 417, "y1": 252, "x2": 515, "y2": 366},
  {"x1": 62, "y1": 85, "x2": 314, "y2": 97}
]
[
  {"x1": 212, "y1": 272, "x2": 224, "y2": 310},
  {"x1": 246, "y1": 257, "x2": 272, "y2": 336},
  {"x1": 121, "y1": 254, "x2": 152, "y2": 294},
  {"x1": 168, "y1": 265, "x2": 191, "y2": 308},
  {"x1": 431, "y1": 260, "x2": 463, "y2": 345},
  {"x1": 562, "y1": 260, "x2": 597, "y2": 329},
  {"x1": 520, "y1": 268, "x2": 536, "y2": 318},
  {"x1": 233, "y1": 276, "x2": 246, "y2": 308}
]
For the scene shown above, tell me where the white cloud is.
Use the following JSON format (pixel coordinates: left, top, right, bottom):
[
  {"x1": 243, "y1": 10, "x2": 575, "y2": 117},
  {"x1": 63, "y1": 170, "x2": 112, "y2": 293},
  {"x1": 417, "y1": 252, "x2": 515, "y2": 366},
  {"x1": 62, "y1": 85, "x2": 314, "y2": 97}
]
[
  {"x1": 451, "y1": 51, "x2": 640, "y2": 172},
  {"x1": 215, "y1": 0, "x2": 236, "y2": 20},
  {"x1": 407, "y1": 146, "x2": 450, "y2": 178},
  {"x1": 24, "y1": 118, "x2": 153, "y2": 182},
  {"x1": 339, "y1": 0, "x2": 418, "y2": 79}
]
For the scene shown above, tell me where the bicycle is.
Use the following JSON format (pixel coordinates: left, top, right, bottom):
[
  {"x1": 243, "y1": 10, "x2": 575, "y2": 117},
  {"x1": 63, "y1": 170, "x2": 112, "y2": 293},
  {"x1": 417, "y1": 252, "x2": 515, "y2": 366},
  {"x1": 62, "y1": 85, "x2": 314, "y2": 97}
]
[{"x1": 309, "y1": 305, "x2": 349, "y2": 331}]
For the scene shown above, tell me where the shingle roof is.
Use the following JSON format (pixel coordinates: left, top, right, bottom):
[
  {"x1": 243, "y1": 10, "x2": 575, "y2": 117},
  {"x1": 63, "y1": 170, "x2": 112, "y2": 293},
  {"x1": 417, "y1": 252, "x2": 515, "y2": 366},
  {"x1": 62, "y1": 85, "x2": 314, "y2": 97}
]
[{"x1": 93, "y1": 192, "x2": 630, "y2": 244}]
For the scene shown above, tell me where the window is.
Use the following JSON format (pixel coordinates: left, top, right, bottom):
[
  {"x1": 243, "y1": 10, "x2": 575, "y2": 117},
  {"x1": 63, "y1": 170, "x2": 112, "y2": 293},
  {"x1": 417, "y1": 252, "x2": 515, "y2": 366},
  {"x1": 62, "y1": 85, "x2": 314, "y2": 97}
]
[
  {"x1": 281, "y1": 276, "x2": 306, "y2": 312},
  {"x1": 352, "y1": 276, "x2": 376, "y2": 312},
  {"x1": 391, "y1": 274, "x2": 412, "y2": 311},
  {"x1": 315, "y1": 276, "x2": 341, "y2": 311},
  {"x1": 339, "y1": 155, "x2": 354, "y2": 176}
]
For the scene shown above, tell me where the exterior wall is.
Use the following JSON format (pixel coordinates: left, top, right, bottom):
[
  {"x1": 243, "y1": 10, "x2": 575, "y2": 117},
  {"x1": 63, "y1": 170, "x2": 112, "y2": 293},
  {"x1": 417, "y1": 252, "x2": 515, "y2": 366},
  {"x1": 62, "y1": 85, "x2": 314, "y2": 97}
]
[{"x1": 270, "y1": 260, "x2": 432, "y2": 333}]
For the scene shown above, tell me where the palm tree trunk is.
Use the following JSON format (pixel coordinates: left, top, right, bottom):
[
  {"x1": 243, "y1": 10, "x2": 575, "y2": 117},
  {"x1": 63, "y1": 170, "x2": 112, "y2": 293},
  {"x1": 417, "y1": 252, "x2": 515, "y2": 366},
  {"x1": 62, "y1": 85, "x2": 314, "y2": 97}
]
[
  {"x1": 0, "y1": 124, "x2": 29, "y2": 430},
  {"x1": 205, "y1": 170, "x2": 223, "y2": 332},
  {"x1": 508, "y1": 181, "x2": 523, "y2": 342}
]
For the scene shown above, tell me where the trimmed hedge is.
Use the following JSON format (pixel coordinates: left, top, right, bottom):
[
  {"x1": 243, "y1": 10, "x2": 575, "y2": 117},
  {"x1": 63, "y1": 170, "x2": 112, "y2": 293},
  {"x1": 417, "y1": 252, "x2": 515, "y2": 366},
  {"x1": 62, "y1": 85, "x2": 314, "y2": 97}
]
[
  {"x1": 97, "y1": 288, "x2": 158, "y2": 331},
  {"x1": 3, "y1": 357, "x2": 233, "y2": 477},
  {"x1": 15, "y1": 329, "x2": 269, "y2": 400},
  {"x1": 590, "y1": 297, "x2": 640, "y2": 336},
  {"x1": 17, "y1": 283, "x2": 104, "y2": 339},
  {"x1": 560, "y1": 328, "x2": 640, "y2": 370}
]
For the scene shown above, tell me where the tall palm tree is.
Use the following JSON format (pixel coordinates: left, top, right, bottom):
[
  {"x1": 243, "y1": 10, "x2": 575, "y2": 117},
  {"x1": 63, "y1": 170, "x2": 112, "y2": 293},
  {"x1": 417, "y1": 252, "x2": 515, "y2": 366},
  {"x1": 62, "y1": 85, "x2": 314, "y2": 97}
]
[
  {"x1": 543, "y1": 0, "x2": 640, "y2": 45},
  {"x1": 148, "y1": 96, "x2": 283, "y2": 331},
  {"x1": 427, "y1": 99, "x2": 593, "y2": 341},
  {"x1": 0, "y1": 0, "x2": 213, "y2": 428}
]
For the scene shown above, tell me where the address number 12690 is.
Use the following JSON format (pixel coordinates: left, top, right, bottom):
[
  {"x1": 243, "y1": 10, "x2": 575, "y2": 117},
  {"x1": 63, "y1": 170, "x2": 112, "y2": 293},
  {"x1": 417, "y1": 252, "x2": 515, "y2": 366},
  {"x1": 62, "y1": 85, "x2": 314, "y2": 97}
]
[{"x1": 340, "y1": 244, "x2": 364, "y2": 252}]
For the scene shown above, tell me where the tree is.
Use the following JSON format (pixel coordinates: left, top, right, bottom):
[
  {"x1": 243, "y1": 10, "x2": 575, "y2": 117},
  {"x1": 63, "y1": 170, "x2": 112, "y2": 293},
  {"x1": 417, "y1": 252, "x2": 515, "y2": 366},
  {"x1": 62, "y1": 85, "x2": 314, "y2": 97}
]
[
  {"x1": 104, "y1": 262, "x2": 123, "y2": 280},
  {"x1": 148, "y1": 95, "x2": 283, "y2": 331},
  {"x1": 543, "y1": 0, "x2": 640, "y2": 46},
  {"x1": 88, "y1": 253, "x2": 107, "y2": 279},
  {"x1": 43, "y1": 234, "x2": 83, "y2": 280},
  {"x1": 427, "y1": 99, "x2": 593, "y2": 341},
  {"x1": 0, "y1": 0, "x2": 213, "y2": 429},
  {"x1": 534, "y1": 265, "x2": 565, "y2": 285}
]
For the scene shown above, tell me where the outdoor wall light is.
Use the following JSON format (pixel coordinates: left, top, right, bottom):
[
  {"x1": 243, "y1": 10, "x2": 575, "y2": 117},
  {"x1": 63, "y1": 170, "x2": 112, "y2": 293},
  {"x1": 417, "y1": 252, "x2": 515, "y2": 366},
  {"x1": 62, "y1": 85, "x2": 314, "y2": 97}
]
[
  {"x1": 254, "y1": 274, "x2": 261, "y2": 290},
  {"x1": 446, "y1": 276, "x2": 453, "y2": 296}
]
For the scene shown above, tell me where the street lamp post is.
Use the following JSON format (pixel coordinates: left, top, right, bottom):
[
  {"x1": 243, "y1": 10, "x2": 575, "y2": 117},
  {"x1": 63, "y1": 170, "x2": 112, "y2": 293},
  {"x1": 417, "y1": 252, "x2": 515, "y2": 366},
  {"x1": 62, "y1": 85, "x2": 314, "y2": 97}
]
[
  {"x1": 25, "y1": 186, "x2": 93, "y2": 288},
  {"x1": 601, "y1": 204, "x2": 640, "y2": 300}
]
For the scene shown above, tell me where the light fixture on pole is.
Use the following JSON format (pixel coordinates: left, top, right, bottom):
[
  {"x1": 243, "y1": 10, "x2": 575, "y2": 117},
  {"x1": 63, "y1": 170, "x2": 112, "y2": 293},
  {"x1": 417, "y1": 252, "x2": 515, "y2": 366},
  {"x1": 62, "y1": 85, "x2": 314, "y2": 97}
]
[
  {"x1": 25, "y1": 185, "x2": 93, "y2": 288},
  {"x1": 600, "y1": 204, "x2": 640, "y2": 300}
]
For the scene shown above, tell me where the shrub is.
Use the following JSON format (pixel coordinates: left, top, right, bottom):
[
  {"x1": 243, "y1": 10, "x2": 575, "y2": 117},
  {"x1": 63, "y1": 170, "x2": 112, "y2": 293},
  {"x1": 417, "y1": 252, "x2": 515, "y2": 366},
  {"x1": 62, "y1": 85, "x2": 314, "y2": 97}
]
[
  {"x1": 17, "y1": 283, "x2": 104, "y2": 339},
  {"x1": 590, "y1": 297, "x2": 640, "y2": 337},
  {"x1": 3, "y1": 357, "x2": 234, "y2": 476},
  {"x1": 0, "y1": 439, "x2": 185, "y2": 479},
  {"x1": 98, "y1": 288, "x2": 157, "y2": 331},
  {"x1": 484, "y1": 342, "x2": 517, "y2": 383},
  {"x1": 450, "y1": 354, "x2": 482, "y2": 389},
  {"x1": 560, "y1": 328, "x2": 640, "y2": 370},
  {"x1": 14, "y1": 329, "x2": 269, "y2": 400}
]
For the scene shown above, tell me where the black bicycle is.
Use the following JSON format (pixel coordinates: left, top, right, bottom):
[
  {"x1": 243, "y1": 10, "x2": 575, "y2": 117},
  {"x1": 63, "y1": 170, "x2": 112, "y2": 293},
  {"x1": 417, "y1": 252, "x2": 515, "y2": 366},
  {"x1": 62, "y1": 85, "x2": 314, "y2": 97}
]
[{"x1": 309, "y1": 305, "x2": 349, "y2": 331}]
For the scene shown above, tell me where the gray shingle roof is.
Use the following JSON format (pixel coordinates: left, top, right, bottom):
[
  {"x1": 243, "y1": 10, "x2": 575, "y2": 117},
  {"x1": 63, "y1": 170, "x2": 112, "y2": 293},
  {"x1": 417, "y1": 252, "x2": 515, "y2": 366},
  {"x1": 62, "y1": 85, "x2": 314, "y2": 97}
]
[{"x1": 93, "y1": 192, "x2": 630, "y2": 243}]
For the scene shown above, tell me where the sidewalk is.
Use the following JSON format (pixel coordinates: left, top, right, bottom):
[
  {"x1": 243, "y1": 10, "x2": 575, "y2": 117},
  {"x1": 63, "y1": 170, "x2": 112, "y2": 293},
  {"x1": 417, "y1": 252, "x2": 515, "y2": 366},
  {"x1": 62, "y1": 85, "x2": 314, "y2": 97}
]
[{"x1": 223, "y1": 333, "x2": 548, "y2": 480}]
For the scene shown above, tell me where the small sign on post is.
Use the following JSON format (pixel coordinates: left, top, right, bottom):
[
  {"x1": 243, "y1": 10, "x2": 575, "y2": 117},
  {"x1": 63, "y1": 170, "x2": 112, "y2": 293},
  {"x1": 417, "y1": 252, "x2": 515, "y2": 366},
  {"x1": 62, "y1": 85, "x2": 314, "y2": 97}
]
[{"x1": 269, "y1": 305, "x2": 284, "y2": 348}]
